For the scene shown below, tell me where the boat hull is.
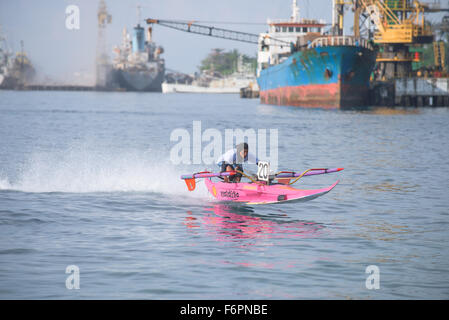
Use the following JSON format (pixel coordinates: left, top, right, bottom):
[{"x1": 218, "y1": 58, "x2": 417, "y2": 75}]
[
  {"x1": 112, "y1": 67, "x2": 164, "y2": 92},
  {"x1": 257, "y1": 45, "x2": 376, "y2": 109},
  {"x1": 204, "y1": 178, "x2": 339, "y2": 205}
]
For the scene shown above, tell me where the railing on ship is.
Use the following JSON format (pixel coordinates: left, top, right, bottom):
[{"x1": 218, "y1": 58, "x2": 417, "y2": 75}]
[
  {"x1": 309, "y1": 36, "x2": 373, "y2": 50},
  {"x1": 267, "y1": 18, "x2": 326, "y2": 25}
]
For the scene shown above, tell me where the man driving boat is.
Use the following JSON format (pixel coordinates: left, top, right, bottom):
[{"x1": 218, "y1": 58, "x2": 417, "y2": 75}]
[{"x1": 216, "y1": 142, "x2": 258, "y2": 183}]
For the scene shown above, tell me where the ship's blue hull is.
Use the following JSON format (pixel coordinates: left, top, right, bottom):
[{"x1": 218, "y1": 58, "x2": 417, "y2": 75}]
[{"x1": 257, "y1": 45, "x2": 376, "y2": 108}]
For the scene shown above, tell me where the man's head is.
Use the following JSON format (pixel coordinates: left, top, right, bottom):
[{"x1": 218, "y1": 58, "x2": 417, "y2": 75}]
[{"x1": 236, "y1": 142, "x2": 248, "y2": 161}]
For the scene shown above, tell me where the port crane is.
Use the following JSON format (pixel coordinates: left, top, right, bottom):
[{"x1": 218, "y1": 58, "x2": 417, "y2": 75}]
[
  {"x1": 344, "y1": 0, "x2": 449, "y2": 79},
  {"x1": 145, "y1": 18, "x2": 292, "y2": 48},
  {"x1": 96, "y1": 0, "x2": 112, "y2": 88},
  {"x1": 355, "y1": 0, "x2": 434, "y2": 43}
]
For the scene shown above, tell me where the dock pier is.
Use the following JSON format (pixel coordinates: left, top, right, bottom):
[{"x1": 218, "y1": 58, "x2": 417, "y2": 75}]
[
  {"x1": 23, "y1": 85, "x2": 96, "y2": 91},
  {"x1": 370, "y1": 78, "x2": 449, "y2": 107},
  {"x1": 240, "y1": 86, "x2": 259, "y2": 99},
  {"x1": 2, "y1": 85, "x2": 126, "y2": 92}
]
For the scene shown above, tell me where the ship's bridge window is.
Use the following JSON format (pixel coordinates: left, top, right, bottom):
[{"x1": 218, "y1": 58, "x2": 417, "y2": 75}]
[
  {"x1": 288, "y1": 27, "x2": 294, "y2": 32},
  {"x1": 303, "y1": 27, "x2": 308, "y2": 32},
  {"x1": 282, "y1": 27, "x2": 287, "y2": 32},
  {"x1": 275, "y1": 26, "x2": 280, "y2": 32},
  {"x1": 295, "y1": 27, "x2": 301, "y2": 32}
]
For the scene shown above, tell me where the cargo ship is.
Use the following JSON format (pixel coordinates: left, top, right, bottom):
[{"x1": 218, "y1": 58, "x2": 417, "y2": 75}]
[
  {"x1": 0, "y1": 28, "x2": 35, "y2": 89},
  {"x1": 256, "y1": 0, "x2": 376, "y2": 109},
  {"x1": 111, "y1": 23, "x2": 165, "y2": 91}
]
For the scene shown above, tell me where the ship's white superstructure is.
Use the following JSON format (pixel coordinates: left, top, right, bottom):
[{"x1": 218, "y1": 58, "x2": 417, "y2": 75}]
[{"x1": 257, "y1": 0, "x2": 326, "y2": 75}]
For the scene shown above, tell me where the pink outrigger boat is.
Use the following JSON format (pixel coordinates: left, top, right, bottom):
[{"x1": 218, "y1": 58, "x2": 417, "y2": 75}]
[
  {"x1": 204, "y1": 178, "x2": 339, "y2": 205},
  {"x1": 181, "y1": 168, "x2": 343, "y2": 205}
]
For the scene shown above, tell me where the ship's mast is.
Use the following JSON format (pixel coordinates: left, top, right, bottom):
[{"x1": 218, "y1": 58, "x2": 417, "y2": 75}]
[
  {"x1": 20, "y1": 40, "x2": 24, "y2": 77},
  {"x1": 332, "y1": 0, "x2": 345, "y2": 36},
  {"x1": 136, "y1": 4, "x2": 142, "y2": 25},
  {"x1": 332, "y1": 0, "x2": 336, "y2": 30},
  {"x1": 291, "y1": 0, "x2": 300, "y2": 22}
]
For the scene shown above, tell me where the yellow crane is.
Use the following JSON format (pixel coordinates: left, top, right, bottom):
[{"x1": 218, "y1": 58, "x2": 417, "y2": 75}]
[
  {"x1": 356, "y1": 0, "x2": 433, "y2": 44},
  {"x1": 352, "y1": 0, "x2": 443, "y2": 79}
]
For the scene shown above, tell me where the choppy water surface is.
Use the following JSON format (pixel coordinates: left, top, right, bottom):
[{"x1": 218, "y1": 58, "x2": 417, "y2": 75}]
[{"x1": 0, "y1": 90, "x2": 448, "y2": 299}]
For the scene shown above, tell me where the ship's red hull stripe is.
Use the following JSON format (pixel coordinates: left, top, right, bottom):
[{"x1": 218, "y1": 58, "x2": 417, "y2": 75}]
[{"x1": 259, "y1": 83, "x2": 369, "y2": 109}]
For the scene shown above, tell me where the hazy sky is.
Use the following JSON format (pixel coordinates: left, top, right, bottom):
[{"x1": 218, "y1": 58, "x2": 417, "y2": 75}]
[{"x1": 0, "y1": 0, "x2": 446, "y2": 84}]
